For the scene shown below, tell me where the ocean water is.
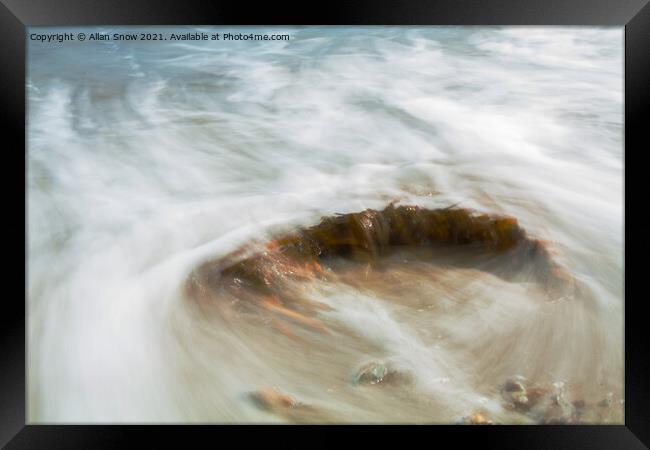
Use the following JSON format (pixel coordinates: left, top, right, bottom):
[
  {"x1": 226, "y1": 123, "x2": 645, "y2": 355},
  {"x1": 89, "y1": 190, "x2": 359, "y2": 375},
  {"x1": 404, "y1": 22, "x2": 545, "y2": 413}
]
[{"x1": 27, "y1": 26, "x2": 623, "y2": 423}]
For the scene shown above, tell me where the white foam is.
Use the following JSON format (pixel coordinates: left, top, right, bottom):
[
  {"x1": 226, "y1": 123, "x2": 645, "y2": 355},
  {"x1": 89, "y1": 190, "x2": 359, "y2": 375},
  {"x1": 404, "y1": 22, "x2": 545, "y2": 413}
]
[{"x1": 27, "y1": 26, "x2": 623, "y2": 422}]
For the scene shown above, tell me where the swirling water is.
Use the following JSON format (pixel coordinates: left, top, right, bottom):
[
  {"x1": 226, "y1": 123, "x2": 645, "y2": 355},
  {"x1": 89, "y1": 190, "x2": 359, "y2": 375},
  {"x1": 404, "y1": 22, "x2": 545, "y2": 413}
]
[{"x1": 27, "y1": 26, "x2": 623, "y2": 423}]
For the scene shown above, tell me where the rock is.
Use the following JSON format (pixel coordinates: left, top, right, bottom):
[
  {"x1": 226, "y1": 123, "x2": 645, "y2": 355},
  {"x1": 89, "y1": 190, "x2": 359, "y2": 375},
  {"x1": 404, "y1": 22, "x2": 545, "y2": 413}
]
[
  {"x1": 597, "y1": 393, "x2": 613, "y2": 408},
  {"x1": 250, "y1": 386, "x2": 299, "y2": 412},
  {"x1": 572, "y1": 399, "x2": 586, "y2": 410},
  {"x1": 460, "y1": 412, "x2": 494, "y2": 425},
  {"x1": 537, "y1": 394, "x2": 576, "y2": 424},
  {"x1": 498, "y1": 378, "x2": 623, "y2": 424},
  {"x1": 354, "y1": 361, "x2": 389, "y2": 385},
  {"x1": 500, "y1": 378, "x2": 583, "y2": 424},
  {"x1": 501, "y1": 379, "x2": 531, "y2": 411},
  {"x1": 249, "y1": 386, "x2": 340, "y2": 423}
]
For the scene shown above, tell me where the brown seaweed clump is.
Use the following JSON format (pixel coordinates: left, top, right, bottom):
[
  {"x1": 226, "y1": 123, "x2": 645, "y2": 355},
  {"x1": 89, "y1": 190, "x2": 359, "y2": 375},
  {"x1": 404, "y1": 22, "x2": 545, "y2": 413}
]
[{"x1": 185, "y1": 203, "x2": 575, "y2": 334}]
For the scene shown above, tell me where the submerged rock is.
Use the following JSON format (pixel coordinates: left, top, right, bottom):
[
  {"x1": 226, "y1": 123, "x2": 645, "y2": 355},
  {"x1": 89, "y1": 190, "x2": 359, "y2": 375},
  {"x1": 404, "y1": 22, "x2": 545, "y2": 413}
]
[
  {"x1": 352, "y1": 361, "x2": 413, "y2": 387},
  {"x1": 459, "y1": 412, "x2": 494, "y2": 425},
  {"x1": 249, "y1": 386, "x2": 299, "y2": 412},
  {"x1": 354, "y1": 361, "x2": 389, "y2": 385},
  {"x1": 500, "y1": 378, "x2": 592, "y2": 424},
  {"x1": 186, "y1": 202, "x2": 576, "y2": 336},
  {"x1": 534, "y1": 392, "x2": 577, "y2": 424},
  {"x1": 249, "y1": 386, "x2": 339, "y2": 423},
  {"x1": 597, "y1": 392, "x2": 614, "y2": 408},
  {"x1": 191, "y1": 203, "x2": 570, "y2": 302},
  {"x1": 501, "y1": 378, "x2": 533, "y2": 412}
]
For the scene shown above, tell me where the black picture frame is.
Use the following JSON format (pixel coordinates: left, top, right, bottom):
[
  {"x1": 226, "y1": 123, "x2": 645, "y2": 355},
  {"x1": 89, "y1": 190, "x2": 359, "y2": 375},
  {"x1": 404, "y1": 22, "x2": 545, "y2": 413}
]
[{"x1": 2, "y1": 0, "x2": 648, "y2": 448}]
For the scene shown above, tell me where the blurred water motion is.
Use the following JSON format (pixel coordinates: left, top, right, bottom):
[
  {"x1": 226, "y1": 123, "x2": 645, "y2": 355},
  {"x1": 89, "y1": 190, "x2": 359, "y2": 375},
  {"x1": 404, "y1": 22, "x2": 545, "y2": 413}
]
[{"x1": 27, "y1": 26, "x2": 623, "y2": 423}]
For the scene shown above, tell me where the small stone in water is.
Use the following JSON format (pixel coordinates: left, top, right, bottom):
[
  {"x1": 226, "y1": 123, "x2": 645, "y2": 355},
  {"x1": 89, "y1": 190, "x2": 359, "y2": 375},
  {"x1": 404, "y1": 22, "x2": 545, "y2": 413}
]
[
  {"x1": 460, "y1": 412, "x2": 494, "y2": 425},
  {"x1": 597, "y1": 392, "x2": 615, "y2": 408},
  {"x1": 504, "y1": 379, "x2": 526, "y2": 393},
  {"x1": 501, "y1": 379, "x2": 532, "y2": 411},
  {"x1": 355, "y1": 362, "x2": 389, "y2": 385},
  {"x1": 250, "y1": 386, "x2": 298, "y2": 412},
  {"x1": 572, "y1": 399, "x2": 586, "y2": 410},
  {"x1": 598, "y1": 398, "x2": 612, "y2": 408}
]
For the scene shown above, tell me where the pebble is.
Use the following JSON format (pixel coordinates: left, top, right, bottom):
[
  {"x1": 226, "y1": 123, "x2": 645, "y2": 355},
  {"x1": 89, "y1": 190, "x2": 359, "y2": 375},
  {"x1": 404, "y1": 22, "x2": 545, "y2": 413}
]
[
  {"x1": 502, "y1": 379, "x2": 530, "y2": 409},
  {"x1": 460, "y1": 412, "x2": 494, "y2": 425},
  {"x1": 354, "y1": 361, "x2": 389, "y2": 385},
  {"x1": 250, "y1": 386, "x2": 299, "y2": 412}
]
